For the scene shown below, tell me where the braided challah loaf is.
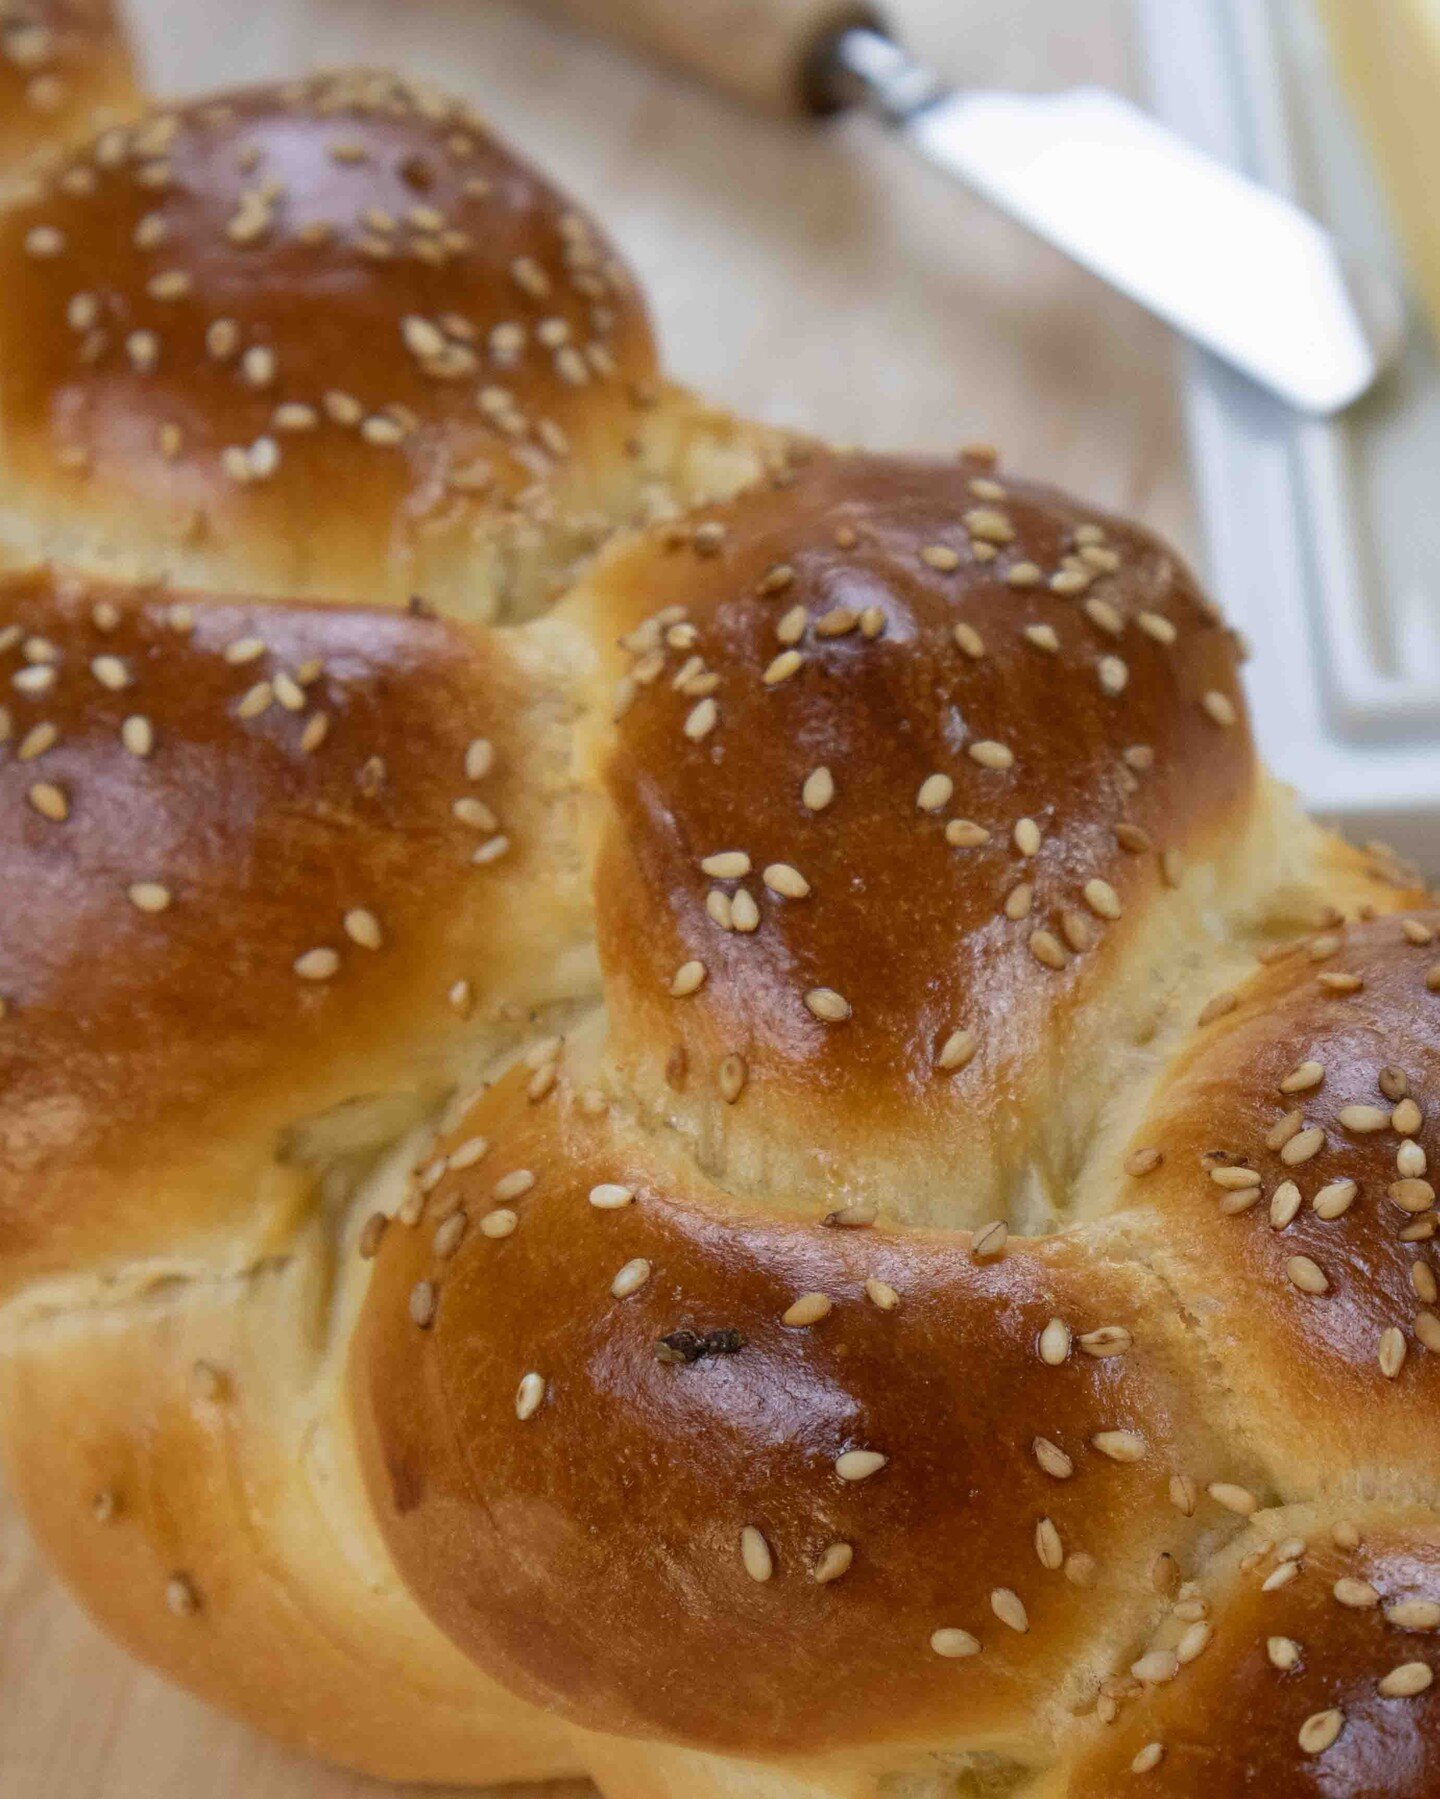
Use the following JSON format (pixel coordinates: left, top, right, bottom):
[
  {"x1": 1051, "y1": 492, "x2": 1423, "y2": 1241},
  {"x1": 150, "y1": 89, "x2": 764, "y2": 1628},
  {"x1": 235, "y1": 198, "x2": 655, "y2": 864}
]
[{"x1": 0, "y1": 45, "x2": 1437, "y2": 1799}]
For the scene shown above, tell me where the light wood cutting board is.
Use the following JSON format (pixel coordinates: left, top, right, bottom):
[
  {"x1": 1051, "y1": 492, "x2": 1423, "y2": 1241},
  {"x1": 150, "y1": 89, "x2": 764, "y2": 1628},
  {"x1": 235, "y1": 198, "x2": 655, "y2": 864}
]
[{"x1": 0, "y1": 0, "x2": 1191, "y2": 1793}]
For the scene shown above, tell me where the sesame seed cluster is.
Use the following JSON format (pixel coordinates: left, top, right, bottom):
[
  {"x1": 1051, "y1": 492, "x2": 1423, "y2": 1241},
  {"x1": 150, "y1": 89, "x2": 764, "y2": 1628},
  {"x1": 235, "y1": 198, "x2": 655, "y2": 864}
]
[
  {"x1": 347, "y1": 450, "x2": 1438, "y2": 1791},
  {"x1": 0, "y1": 69, "x2": 669, "y2": 616},
  {"x1": 0, "y1": 49, "x2": 1435, "y2": 1799}
]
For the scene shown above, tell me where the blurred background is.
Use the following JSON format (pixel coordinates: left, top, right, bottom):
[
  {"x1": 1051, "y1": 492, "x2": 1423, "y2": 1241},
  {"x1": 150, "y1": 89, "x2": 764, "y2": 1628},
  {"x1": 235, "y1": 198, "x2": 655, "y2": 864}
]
[{"x1": 4, "y1": 1, "x2": 1438, "y2": 1794}]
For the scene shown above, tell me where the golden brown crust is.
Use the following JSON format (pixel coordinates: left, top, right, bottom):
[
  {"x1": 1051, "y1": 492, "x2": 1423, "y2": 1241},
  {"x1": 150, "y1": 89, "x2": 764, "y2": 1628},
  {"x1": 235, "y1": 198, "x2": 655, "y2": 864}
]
[
  {"x1": 0, "y1": 427, "x2": 1433, "y2": 1797},
  {"x1": 0, "y1": 2, "x2": 136, "y2": 166},
  {"x1": 1114, "y1": 909, "x2": 1440, "y2": 1491},
  {"x1": 567, "y1": 451, "x2": 1255, "y2": 1222},
  {"x1": 1059, "y1": 1504, "x2": 1440, "y2": 1797},
  {"x1": 0, "y1": 564, "x2": 592, "y2": 1293},
  {"x1": 0, "y1": 1243, "x2": 585, "y2": 1784},
  {"x1": 353, "y1": 1048, "x2": 1262, "y2": 1758},
  {"x1": 0, "y1": 70, "x2": 670, "y2": 617}
]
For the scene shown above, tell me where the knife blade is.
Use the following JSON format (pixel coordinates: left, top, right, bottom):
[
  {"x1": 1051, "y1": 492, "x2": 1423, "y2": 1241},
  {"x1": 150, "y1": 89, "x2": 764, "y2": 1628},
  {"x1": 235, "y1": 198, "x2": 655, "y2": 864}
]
[
  {"x1": 532, "y1": 0, "x2": 1403, "y2": 415},
  {"x1": 833, "y1": 28, "x2": 1400, "y2": 416}
]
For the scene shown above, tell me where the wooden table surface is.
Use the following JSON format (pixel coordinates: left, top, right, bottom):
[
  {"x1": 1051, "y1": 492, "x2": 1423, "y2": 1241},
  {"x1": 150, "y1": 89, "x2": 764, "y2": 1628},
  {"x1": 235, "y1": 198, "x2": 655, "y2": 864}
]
[{"x1": 0, "y1": 1, "x2": 1192, "y2": 1794}]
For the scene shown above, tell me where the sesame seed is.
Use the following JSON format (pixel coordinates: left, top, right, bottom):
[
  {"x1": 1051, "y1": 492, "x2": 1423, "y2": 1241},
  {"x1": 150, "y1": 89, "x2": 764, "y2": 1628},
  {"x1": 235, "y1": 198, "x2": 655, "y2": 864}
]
[
  {"x1": 805, "y1": 987, "x2": 851, "y2": 1022},
  {"x1": 968, "y1": 740, "x2": 1013, "y2": 770},
  {"x1": 1131, "y1": 1744, "x2": 1165, "y2": 1775},
  {"x1": 1339, "y1": 1104, "x2": 1389, "y2": 1133},
  {"x1": 1394, "y1": 1098, "x2": 1423, "y2": 1135},
  {"x1": 670, "y1": 960, "x2": 706, "y2": 997},
  {"x1": 1286, "y1": 1255, "x2": 1329, "y2": 1294},
  {"x1": 433, "y1": 1212, "x2": 467, "y2": 1259},
  {"x1": 1039, "y1": 1318, "x2": 1071, "y2": 1365},
  {"x1": 740, "y1": 1526, "x2": 773, "y2": 1582},
  {"x1": 763, "y1": 863, "x2": 810, "y2": 899},
  {"x1": 1126, "y1": 1148, "x2": 1163, "y2": 1176},
  {"x1": 448, "y1": 1135, "x2": 489, "y2": 1172},
  {"x1": 1298, "y1": 1710, "x2": 1344, "y2": 1755},
  {"x1": 1169, "y1": 1475, "x2": 1198, "y2": 1514},
  {"x1": 1025, "y1": 623, "x2": 1059, "y2": 651},
  {"x1": 1280, "y1": 1060, "x2": 1324, "y2": 1093},
  {"x1": 494, "y1": 1170, "x2": 535, "y2": 1202},
  {"x1": 1137, "y1": 612, "x2": 1176, "y2": 645},
  {"x1": 294, "y1": 947, "x2": 339, "y2": 980},
  {"x1": 343, "y1": 908, "x2": 383, "y2": 949},
  {"x1": 763, "y1": 649, "x2": 802, "y2": 686},
  {"x1": 812, "y1": 1542, "x2": 853, "y2": 1583},
  {"x1": 1013, "y1": 817, "x2": 1042, "y2": 856},
  {"x1": 480, "y1": 1208, "x2": 517, "y2": 1238},
  {"x1": 835, "y1": 1449, "x2": 887, "y2": 1482},
  {"x1": 964, "y1": 507, "x2": 1014, "y2": 544},
  {"x1": 1207, "y1": 1481, "x2": 1258, "y2": 1515},
  {"x1": 1028, "y1": 930, "x2": 1066, "y2": 970},
  {"x1": 1268, "y1": 1636, "x2": 1301, "y2": 1670},
  {"x1": 1312, "y1": 1179, "x2": 1357, "y2": 1220},
  {"x1": 731, "y1": 889, "x2": 759, "y2": 932},
  {"x1": 684, "y1": 697, "x2": 717, "y2": 740},
  {"x1": 409, "y1": 1281, "x2": 436, "y2": 1328},
  {"x1": 1033, "y1": 1437, "x2": 1073, "y2": 1479},
  {"x1": 930, "y1": 1627, "x2": 980, "y2": 1658},
  {"x1": 1270, "y1": 1181, "x2": 1302, "y2": 1228},
  {"x1": 17, "y1": 722, "x2": 56, "y2": 761},
  {"x1": 27, "y1": 781, "x2": 67, "y2": 821},
  {"x1": 937, "y1": 1027, "x2": 977, "y2": 1072},
  {"x1": 718, "y1": 1053, "x2": 747, "y2": 1102},
  {"x1": 990, "y1": 1588, "x2": 1028, "y2": 1631},
  {"x1": 917, "y1": 772, "x2": 953, "y2": 812},
  {"x1": 954, "y1": 623, "x2": 985, "y2": 658},
  {"x1": 1281, "y1": 1126, "x2": 1326, "y2": 1165},
  {"x1": 1211, "y1": 1166, "x2": 1261, "y2": 1191},
  {"x1": 702, "y1": 850, "x2": 750, "y2": 878},
  {"x1": 1379, "y1": 1663, "x2": 1434, "y2": 1697},
  {"x1": 1378, "y1": 1327, "x2": 1407, "y2": 1379},
  {"x1": 921, "y1": 543, "x2": 960, "y2": 571},
  {"x1": 946, "y1": 819, "x2": 990, "y2": 847},
  {"x1": 1132, "y1": 1650, "x2": 1179, "y2": 1684},
  {"x1": 300, "y1": 713, "x2": 329, "y2": 753},
  {"x1": 1081, "y1": 1325, "x2": 1132, "y2": 1358},
  {"x1": 611, "y1": 1257, "x2": 651, "y2": 1298},
  {"x1": 589, "y1": 1182, "x2": 633, "y2": 1210},
  {"x1": 1083, "y1": 878, "x2": 1121, "y2": 920},
  {"x1": 1387, "y1": 1597, "x2": 1440, "y2": 1628},
  {"x1": 865, "y1": 1278, "x2": 899, "y2": 1310},
  {"x1": 802, "y1": 766, "x2": 834, "y2": 811},
  {"x1": 1091, "y1": 1430, "x2": 1145, "y2": 1462},
  {"x1": 515, "y1": 1372, "x2": 546, "y2": 1421},
  {"x1": 972, "y1": 1220, "x2": 1007, "y2": 1259},
  {"x1": 1035, "y1": 1516, "x2": 1064, "y2": 1568},
  {"x1": 1202, "y1": 690, "x2": 1237, "y2": 727},
  {"x1": 127, "y1": 881, "x2": 171, "y2": 913},
  {"x1": 464, "y1": 737, "x2": 494, "y2": 780},
  {"x1": 783, "y1": 1292, "x2": 832, "y2": 1327}
]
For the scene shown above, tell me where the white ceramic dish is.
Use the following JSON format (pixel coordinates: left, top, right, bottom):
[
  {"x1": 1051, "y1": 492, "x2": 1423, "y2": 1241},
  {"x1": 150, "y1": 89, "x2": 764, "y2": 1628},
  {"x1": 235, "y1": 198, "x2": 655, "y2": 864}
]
[{"x1": 1137, "y1": 0, "x2": 1440, "y2": 875}]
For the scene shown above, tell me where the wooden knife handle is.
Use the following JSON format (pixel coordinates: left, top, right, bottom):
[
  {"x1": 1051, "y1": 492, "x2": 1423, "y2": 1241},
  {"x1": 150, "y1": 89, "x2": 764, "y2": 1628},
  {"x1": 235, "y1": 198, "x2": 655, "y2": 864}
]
[{"x1": 534, "y1": 0, "x2": 886, "y2": 114}]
